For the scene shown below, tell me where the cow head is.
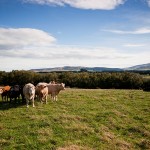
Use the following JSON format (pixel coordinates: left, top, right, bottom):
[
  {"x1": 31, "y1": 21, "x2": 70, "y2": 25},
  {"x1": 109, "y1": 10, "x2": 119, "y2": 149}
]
[
  {"x1": 13, "y1": 85, "x2": 20, "y2": 92},
  {"x1": 60, "y1": 83, "x2": 65, "y2": 90},
  {"x1": 0, "y1": 88, "x2": 3, "y2": 94}
]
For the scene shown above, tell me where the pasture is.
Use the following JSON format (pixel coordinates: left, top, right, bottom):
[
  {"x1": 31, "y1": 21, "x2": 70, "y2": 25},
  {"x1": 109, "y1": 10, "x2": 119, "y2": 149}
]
[{"x1": 0, "y1": 89, "x2": 150, "y2": 150}]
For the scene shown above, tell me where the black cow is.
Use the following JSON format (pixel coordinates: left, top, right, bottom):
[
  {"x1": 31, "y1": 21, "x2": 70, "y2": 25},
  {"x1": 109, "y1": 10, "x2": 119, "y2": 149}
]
[{"x1": 9, "y1": 85, "x2": 25, "y2": 103}]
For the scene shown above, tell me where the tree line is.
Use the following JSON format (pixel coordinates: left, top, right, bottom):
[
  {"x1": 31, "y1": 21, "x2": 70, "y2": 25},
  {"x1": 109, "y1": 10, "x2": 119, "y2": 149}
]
[{"x1": 0, "y1": 70, "x2": 150, "y2": 91}]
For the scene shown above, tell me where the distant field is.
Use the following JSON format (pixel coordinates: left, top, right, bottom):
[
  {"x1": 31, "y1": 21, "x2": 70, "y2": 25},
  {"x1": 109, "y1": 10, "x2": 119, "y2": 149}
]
[
  {"x1": 0, "y1": 89, "x2": 150, "y2": 150},
  {"x1": 143, "y1": 75, "x2": 150, "y2": 79}
]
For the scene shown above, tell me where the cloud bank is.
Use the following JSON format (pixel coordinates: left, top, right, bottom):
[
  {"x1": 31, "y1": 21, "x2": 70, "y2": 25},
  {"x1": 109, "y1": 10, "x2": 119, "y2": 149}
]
[
  {"x1": 0, "y1": 28, "x2": 122, "y2": 60},
  {"x1": 23, "y1": 0, "x2": 126, "y2": 10},
  {"x1": 0, "y1": 28, "x2": 130, "y2": 69},
  {"x1": 0, "y1": 27, "x2": 149, "y2": 71},
  {"x1": 0, "y1": 28, "x2": 56, "y2": 50}
]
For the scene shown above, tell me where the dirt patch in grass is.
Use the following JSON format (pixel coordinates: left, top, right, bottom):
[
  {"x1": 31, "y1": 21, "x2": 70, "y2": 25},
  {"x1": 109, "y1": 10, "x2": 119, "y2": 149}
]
[
  {"x1": 100, "y1": 125, "x2": 132, "y2": 150},
  {"x1": 57, "y1": 144, "x2": 92, "y2": 150},
  {"x1": 38, "y1": 127, "x2": 53, "y2": 136},
  {"x1": 138, "y1": 139, "x2": 150, "y2": 149},
  {"x1": 59, "y1": 114, "x2": 87, "y2": 122},
  {"x1": 0, "y1": 139, "x2": 10, "y2": 146},
  {"x1": 116, "y1": 140, "x2": 131, "y2": 150}
]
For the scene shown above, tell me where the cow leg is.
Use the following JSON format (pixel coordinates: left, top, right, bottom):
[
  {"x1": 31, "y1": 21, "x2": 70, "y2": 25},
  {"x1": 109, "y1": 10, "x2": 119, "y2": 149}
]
[
  {"x1": 26, "y1": 99, "x2": 29, "y2": 108},
  {"x1": 36, "y1": 95, "x2": 39, "y2": 101},
  {"x1": 6, "y1": 95, "x2": 8, "y2": 102},
  {"x1": 3, "y1": 96, "x2": 6, "y2": 102},
  {"x1": 21, "y1": 93, "x2": 25, "y2": 103},
  {"x1": 43, "y1": 95, "x2": 47, "y2": 104},
  {"x1": 42, "y1": 96, "x2": 45, "y2": 104},
  {"x1": 40, "y1": 96, "x2": 43, "y2": 104},
  {"x1": 10, "y1": 97, "x2": 12, "y2": 103},
  {"x1": 51, "y1": 93, "x2": 55, "y2": 101},
  {"x1": 32, "y1": 98, "x2": 35, "y2": 107},
  {"x1": 2, "y1": 96, "x2": 4, "y2": 103},
  {"x1": 40, "y1": 99, "x2": 42, "y2": 103},
  {"x1": 55, "y1": 95, "x2": 58, "y2": 101},
  {"x1": 45, "y1": 96, "x2": 47, "y2": 104},
  {"x1": 53, "y1": 94, "x2": 57, "y2": 101},
  {"x1": 53, "y1": 95, "x2": 56, "y2": 101},
  {"x1": 15, "y1": 97, "x2": 17, "y2": 103},
  {"x1": 52, "y1": 95, "x2": 55, "y2": 101},
  {"x1": 51, "y1": 94, "x2": 53, "y2": 101}
]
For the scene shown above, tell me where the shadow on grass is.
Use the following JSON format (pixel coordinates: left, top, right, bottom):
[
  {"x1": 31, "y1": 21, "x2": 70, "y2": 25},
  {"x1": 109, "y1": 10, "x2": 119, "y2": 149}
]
[{"x1": 0, "y1": 99, "x2": 26, "y2": 110}]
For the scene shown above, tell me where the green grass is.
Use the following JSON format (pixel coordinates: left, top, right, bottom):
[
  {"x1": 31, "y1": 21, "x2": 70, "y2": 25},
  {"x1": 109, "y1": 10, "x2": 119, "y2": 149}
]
[{"x1": 0, "y1": 89, "x2": 150, "y2": 150}]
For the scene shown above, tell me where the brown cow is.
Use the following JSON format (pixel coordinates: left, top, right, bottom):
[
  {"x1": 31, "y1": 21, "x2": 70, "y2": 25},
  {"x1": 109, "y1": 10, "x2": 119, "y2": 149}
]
[
  {"x1": 1, "y1": 86, "x2": 11, "y2": 102},
  {"x1": 35, "y1": 82, "x2": 48, "y2": 104}
]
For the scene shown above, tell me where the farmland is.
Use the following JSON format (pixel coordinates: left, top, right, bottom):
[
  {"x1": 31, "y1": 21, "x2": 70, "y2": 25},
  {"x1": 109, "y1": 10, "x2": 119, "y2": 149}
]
[{"x1": 0, "y1": 89, "x2": 150, "y2": 150}]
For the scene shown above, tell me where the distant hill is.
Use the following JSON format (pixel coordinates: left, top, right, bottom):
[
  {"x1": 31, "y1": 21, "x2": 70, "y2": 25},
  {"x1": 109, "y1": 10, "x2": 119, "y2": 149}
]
[
  {"x1": 30, "y1": 66, "x2": 123, "y2": 72},
  {"x1": 30, "y1": 63, "x2": 150, "y2": 72},
  {"x1": 31, "y1": 66, "x2": 83, "y2": 72},
  {"x1": 125, "y1": 63, "x2": 150, "y2": 70}
]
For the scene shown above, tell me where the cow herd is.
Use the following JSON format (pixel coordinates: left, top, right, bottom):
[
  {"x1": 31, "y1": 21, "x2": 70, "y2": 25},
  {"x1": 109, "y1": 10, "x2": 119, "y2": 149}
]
[{"x1": 0, "y1": 82, "x2": 65, "y2": 108}]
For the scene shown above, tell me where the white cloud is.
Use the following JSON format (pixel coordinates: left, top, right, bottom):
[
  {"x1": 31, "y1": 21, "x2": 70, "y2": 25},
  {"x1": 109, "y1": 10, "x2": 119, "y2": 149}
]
[
  {"x1": 23, "y1": 0, "x2": 126, "y2": 10},
  {"x1": 1, "y1": 42, "x2": 150, "y2": 71},
  {"x1": 124, "y1": 44, "x2": 146, "y2": 47},
  {"x1": 0, "y1": 44, "x2": 124, "y2": 60},
  {"x1": 147, "y1": 0, "x2": 150, "y2": 7},
  {"x1": 103, "y1": 27, "x2": 150, "y2": 34},
  {"x1": 132, "y1": 28, "x2": 150, "y2": 34},
  {"x1": 0, "y1": 28, "x2": 56, "y2": 50}
]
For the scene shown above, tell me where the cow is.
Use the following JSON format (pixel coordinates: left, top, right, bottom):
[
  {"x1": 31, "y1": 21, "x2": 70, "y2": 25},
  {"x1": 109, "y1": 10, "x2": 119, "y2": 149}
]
[
  {"x1": 9, "y1": 85, "x2": 25, "y2": 103},
  {"x1": 23, "y1": 83, "x2": 35, "y2": 108},
  {"x1": 47, "y1": 83, "x2": 65, "y2": 101},
  {"x1": 1, "y1": 86, "x2": 11, "y2": 102},
  {"x1": 9, "y1": 85, "x2": 21, "y2": 103},
  {"x1": 35, "y1": 82, "x2": 48, "y2": 104}
]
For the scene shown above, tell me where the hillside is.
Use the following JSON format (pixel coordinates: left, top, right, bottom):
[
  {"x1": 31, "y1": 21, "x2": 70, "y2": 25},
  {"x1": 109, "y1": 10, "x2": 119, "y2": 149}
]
[
  {"x1": 30, "y1": 66, "x2": 123, "y2": 72},
  {"x1": 30, "y1": 63, "x2": 150, "y2": 72},
  {"x1": 125, "y1": 63, "x2": 150, "y2": 70}
]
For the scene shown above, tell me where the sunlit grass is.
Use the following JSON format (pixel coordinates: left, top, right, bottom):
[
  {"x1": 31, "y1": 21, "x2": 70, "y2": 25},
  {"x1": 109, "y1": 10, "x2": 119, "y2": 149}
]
[{"x1": 0, "y1": 89, "x2": 150, "y2": 149}]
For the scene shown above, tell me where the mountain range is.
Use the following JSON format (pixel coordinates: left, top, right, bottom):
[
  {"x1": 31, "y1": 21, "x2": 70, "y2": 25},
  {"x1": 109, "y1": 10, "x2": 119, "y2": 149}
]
[
  {"x1": 31, "y1": 63, "x2": 150, "y2": 72},
  {"x1": 124, "y1": 63, "x2": 150, "y2": 70}
]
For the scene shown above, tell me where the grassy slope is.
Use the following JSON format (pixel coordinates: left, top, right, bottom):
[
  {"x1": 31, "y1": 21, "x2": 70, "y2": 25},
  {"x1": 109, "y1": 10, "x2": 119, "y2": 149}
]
[{"x1": 0, "y1": 89, "x2": 150, "y2": 150}]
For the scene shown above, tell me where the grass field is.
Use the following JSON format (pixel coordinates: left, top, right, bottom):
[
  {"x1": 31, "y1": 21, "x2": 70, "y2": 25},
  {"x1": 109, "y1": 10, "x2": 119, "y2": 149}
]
[{"x1": 0, "y1": 89, "x2": 150, "y2": 150}]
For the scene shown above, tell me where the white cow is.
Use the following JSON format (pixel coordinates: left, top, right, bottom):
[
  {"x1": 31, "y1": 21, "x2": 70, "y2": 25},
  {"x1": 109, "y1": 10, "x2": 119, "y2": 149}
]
[
  {"x1": 23, "y1": 83, "x2": 35, "y2": 107},
  {"x1": 47, "y1": 83, "x2": 65, "y2": 101}
]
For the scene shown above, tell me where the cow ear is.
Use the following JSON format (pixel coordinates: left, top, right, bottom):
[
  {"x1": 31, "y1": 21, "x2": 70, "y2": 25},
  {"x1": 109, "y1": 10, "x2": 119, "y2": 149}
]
[{"x1": 61, "y1": 83, "x2": 65, "y2": 86}]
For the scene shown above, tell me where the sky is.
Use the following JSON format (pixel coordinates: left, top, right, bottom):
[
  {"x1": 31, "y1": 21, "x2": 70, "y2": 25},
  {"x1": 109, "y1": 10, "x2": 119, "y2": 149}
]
[{"x1": 0, "y1": 0, "x2": 150, "y2": 71}]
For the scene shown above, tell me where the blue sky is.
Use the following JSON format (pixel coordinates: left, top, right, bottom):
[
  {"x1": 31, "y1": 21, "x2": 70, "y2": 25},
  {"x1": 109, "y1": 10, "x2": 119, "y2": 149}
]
[{"x1": 0, "y1": 0, "x2": 150, "y2": 71}]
